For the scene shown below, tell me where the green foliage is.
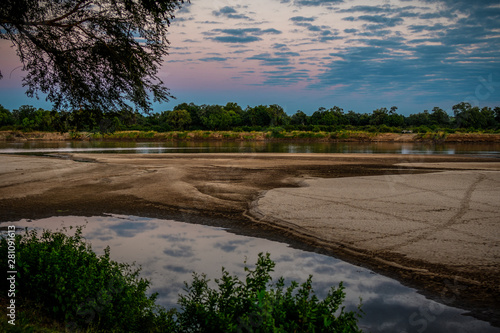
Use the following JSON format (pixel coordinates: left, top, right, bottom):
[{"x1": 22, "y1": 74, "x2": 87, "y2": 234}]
[
  {"x1": 173, "y1": 253, "x2": 363, "y2": 333},
  {"x1": 268, "y1": 127, "x2": 286, "y2": 138},
  {"x1": 0, "y1": 228, "x2": 171, "y2": 331},
  {"x1": 2, "y1": 101, "x2": 500, "y2": 134},
  {"x1": 166, "y1": 109, "x2": 192, "y2": 130}
]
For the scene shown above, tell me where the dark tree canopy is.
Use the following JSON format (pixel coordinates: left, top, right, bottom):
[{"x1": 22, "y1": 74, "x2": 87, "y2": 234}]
[{"x1": 0, "y1": 0, "x2": 187, "y2": 112}]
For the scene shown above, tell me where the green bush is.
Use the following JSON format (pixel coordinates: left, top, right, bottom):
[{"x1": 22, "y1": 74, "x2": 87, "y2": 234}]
[
  {"x1": 268, "y1": 127, "x2": 285, "y2": 138},
  {"x1": 173, "y1": 253, "x2": 363, "y2": 333},
  {"x1": 0, "y1": 228, "x2": 172, "y2": 332}
]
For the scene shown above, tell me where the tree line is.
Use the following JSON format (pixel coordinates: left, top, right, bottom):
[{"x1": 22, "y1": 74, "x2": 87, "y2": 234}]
[{"x1": 1, "y1": 102, "x2": 499, "y2": 134}]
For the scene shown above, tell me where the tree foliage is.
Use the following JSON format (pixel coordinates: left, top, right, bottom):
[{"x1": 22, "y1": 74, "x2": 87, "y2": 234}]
[
  {"x1": 0, "y1": 0, "x2": 187, "y2": 112},
  {"x1": 1, "y1": 101, "x2": 499, "y2": 133}
]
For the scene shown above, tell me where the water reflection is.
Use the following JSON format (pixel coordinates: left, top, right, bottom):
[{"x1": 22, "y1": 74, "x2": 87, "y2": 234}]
[
  {"x1": 1, "y1": 215, "x2": 497, "y2": 332},
  {"x1": 0, "y1": 140, "x2": 499, "y2": 156}
]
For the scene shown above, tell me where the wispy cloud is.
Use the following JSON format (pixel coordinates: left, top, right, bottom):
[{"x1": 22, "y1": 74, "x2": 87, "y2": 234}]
[
  {"x1": 293, "y1": 0, "x2": 344, "y2": 6},
  {"x1": 290, "y1": 16, "x2": 316, "y2": 22},
  {"x1": 247, "y1": 53, "x2": 291, "y2": 66},
  {"x1": 207, "y1": 28, "x2": 282, "y2": 44},
  {"x1": 212, "y1": 6, "x2": 251, "y2": 20},
  {"x1": 199, "y1": 57, "x2": 228, "y2": 62}
]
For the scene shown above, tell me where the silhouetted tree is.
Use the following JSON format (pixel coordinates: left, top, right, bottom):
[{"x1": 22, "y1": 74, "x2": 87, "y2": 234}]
[{"x1": 0, "y1": 0, "x2": 187, "y2": 112}]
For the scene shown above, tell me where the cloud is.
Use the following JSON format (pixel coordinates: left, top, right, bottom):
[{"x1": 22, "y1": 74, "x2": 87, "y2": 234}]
[
  {"x1": 212, "y1": 6, "x2": 251, "y2": 20},
  {"x1": 408, "y1": 23, "x2": 447, "y2": 33},
  {"x1": 338, "y1": 5, "x2": 389, "y2": 14},
  {"x1": 354, "y1": 15, "x2": 405, "y2": 27},
  {"x1": 312, "y1": 37, "x2": 500, "y2": 105},
  {"x1": 199, "y1": 57, "x2": 228, "y2": 62},
  {"x1": 216, "y1": 28, "x2": 260, "y2": 36},
  {"x1": 163, "y1": 244, "x2": 194, "y2": 258},
  {"x1": 261, "y1": 28, "x2": 282, "y2": 35},
  {"x1": 208, "y1": 28, "x2": 282, "y2": 44},
  {"x1": 293, "y1": 0, "x2": 344, "y2": 6},
  {"x1": 307, "y1": 25, "x2": 322, "y2": 32},
  {"x1": 163, "y1": 265, "x2": 192, "y2": 274},
  {"x1": 251, "y1": 67, "x2": 311, "y2": 87},
  {"x1": 212, "y1": 36, "x2": 262, "y2": 43},
  {"x1": 302, "y1": 0, "x2": 500, "y2": 106},
  {"x1": 247, "y1": 53, "x2": 291, "y2": 66},
  {"x1": 319, "y1": 35, "x2": 343, "y2": 42},
  {"x1": 107, "y1": 221, "x2": 158, "y2": 237},
  {"x1": 273, "y1": 43, "x2": 289, "y2": 50},
  {"x1": 214, "y1": 6, "x2": 237, "y2": 15},
  {"x1": 275, "y1": 51, "x2": 300, "y2": 57},
  {"x1": 213, "y1": 239, "x2": 251, "y2": 253},
  {"x1": 290, "y1": 16, "x2": 340, "y2": 43},
  {"x1": 290, "y1": 16, "x2": 316, "y2": 22}
]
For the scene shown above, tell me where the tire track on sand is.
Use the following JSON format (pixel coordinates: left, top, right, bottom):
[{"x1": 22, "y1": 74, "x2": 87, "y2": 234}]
[{"x1": 380, "y1": 173, "x2": 487, "y2": 252}]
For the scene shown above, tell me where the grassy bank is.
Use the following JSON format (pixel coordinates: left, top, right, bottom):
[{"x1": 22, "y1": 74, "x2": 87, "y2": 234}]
[{"x1": 2, "y1": 130, "x2": 500, "y2": 144}]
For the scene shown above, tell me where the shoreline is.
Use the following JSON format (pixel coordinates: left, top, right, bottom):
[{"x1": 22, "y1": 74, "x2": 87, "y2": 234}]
[
  {"x1": 2, "y1": 130, "x2": 500, "y2": 143},
  {"x1": 0, "y1": 153, "x2": 499, "y2": 326}
]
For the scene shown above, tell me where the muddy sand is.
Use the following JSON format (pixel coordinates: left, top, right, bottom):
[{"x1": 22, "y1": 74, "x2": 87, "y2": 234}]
[{"x1": 0, "y1": 153, "x2": 499, "y2": 325}]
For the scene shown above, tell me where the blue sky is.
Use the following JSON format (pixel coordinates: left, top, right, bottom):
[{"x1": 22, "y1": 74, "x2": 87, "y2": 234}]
[{"x1": 1, "y1": 0, "x2": 499, "y2": 115}]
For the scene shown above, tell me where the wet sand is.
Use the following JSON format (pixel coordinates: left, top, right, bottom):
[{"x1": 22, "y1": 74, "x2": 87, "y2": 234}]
[{"x1": 0, "y1": 153, "x2": 499, "y2": 325}]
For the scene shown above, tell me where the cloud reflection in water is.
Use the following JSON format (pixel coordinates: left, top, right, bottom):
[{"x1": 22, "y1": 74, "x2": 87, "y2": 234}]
[{"x1": 2, "y1": 215, "x2": 497, "y2": 333}]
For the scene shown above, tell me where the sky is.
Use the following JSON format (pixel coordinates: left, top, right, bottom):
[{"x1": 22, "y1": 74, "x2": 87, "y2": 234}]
[{"x1": 1, "y1": 0, "x2": 500, "y2": 116}]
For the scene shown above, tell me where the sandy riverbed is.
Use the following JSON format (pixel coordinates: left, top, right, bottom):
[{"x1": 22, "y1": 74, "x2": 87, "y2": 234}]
[{"x1": 0, "y1": 153, "x2": 499, "y2": 324}]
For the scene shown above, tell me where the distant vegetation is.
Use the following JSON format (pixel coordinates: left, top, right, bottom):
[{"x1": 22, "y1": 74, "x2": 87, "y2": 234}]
[
  {"x1": 1, "y1": 102, "x2": 499, "y2": 135},
  {"x1": 0, "y1": 228, "x2": 362, "y2": 332}
]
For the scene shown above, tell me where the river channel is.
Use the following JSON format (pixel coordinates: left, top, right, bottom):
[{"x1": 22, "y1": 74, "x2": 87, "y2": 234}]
[
  {"x1": 1, "y1": 141, "x2": 499, "y2": 332},
  {"x1": 0, "y1": 140, "x2": 499, "y2": 156}
]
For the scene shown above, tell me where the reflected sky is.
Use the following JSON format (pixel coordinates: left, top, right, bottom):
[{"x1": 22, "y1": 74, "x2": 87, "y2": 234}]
[{"x1": 1, "y1": 215, "x2": 498, "y2": 333}]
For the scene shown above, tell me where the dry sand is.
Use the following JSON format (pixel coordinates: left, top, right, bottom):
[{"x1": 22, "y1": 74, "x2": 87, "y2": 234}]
[{"x1": 0, "y1": 153, "x2": 499, "y2": 324}]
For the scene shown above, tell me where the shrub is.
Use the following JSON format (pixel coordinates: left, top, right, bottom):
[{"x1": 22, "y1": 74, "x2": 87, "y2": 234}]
[
  {"x1": 173, "y1": 253, "x2": 363, "y2": 333},
  {"x1": 268, "y1": 127, "x2": 285, "y2": 138},
  {"x1": 0, "y1": 228, "x2": 172, "y2": 331}
]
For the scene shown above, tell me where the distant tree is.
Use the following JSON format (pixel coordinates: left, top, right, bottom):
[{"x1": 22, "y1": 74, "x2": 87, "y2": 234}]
[
  {"x1": 267, "y1": 104, "x2": 289, "y2": 127},
  {"x1": 223, "y1": 102, "x2": 244, "y2": 127},
  {"x1": 495, "y1": 107, "x2": 500, "y2": 124},
  {"x1": 0, "y1": 0, "x2": 187, "y2": 112},
  {"x1": 166, "y1": 109, "x2": 191, "y2": 130},
  {"x1": 384, "y1": 107, "x2": 404, "y2": 127},
  {"x1": 174, "y1": 103, "x2": 202, "y2": 129},
  {"x1": 244, "y1": 105, "x2": 271, "y2": 127},
  {"x1": 370, "y1": 108, "x2": 389, "y2": 126},
  {"x1": 480, "y1": 106, "x2": 497, "y2": 129},
  {"x1": 344, "y1": 110, "x2": 369, "y2": 126},
  {"x1": 407, "y1": 110, "x2": 430, "y2": 127},
  {"x1": 290, "y1": 110, "x2": 308, "y2": 126},
  {"x1": 198, "y1": 104, "x2": 237, "y2": 130},
  {"x1": 429, "y1": 107, "x2": 450, "y2": 126},
  {"x1": 0, "y1": 105, "x2": 14, "y2": 127},
  {"x1": 452, "y1": 102, "x2": 495, "y2": 129}
]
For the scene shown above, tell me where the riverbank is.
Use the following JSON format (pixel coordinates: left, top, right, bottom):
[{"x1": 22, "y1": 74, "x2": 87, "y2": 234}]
[
  {"x1": 0, "y1": 153, "x2": 499, "y2": 326},
  {"x1": 1, "y1": 130, "x2": 500, "y2": 143}
]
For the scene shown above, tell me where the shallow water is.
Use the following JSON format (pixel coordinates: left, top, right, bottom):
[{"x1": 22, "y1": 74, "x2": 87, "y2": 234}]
[
  {"x1": 0, "y1": 140, "x2": 499, "y2": 156},
  {"x1": 2, "y1": 215, "x2": 498, "y2": 333}
]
